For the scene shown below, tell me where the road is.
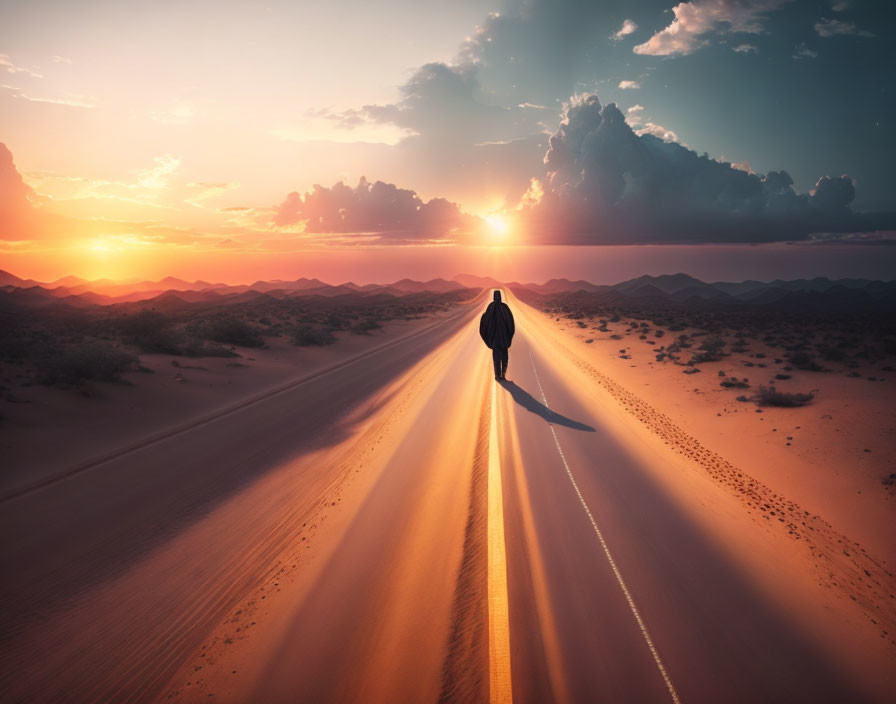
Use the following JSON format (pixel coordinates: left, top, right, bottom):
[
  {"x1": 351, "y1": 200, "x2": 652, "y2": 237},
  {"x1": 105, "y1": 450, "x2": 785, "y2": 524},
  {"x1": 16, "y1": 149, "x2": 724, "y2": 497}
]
[{"x1": 0, "y1": 290, "x2": 888, "y2": 702}]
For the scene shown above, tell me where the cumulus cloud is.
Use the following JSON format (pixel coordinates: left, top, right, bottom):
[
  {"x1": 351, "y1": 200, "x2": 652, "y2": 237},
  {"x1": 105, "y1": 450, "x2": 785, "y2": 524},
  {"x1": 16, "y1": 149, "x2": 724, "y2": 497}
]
[
  {"x1": 634, "y1": 0, "x2": 789, "y2": 56},
  {"x1": 515, "y1": 94, "x2": 874, "y2": 243},
  {"x1": 329, "y1": 62, "x2": 542, "y2": 147},
  {"x1": 634, "y1": 121, "x2": 681, "y2": 143},
  {"x1": 618, "y1": 80, "x2": 640, "y2": 90},
  {"x1": 814, "y1": 17, "x2": 874, "y2": 37},
  {"x1": 732, "y1": 43, "x2": 758, "y2": 52},
  {"x1": 623, "y1": 104, "x2": 680, "y2": 143},
  {"x1": 625, "y1": 104, "x2": 645, "y2": 123},
  {"x1": 612, "y1": 19, "x2": 638, "y2": 40},
  {"x1": 273, "y1": 177, "x2": 477, "y2": 240},
  {"x1": 321, "y1": 60, "x2": 548, "y2": 208},
  {"x1": 792, "y1": 43, "x2": 818, "y2": 59}
]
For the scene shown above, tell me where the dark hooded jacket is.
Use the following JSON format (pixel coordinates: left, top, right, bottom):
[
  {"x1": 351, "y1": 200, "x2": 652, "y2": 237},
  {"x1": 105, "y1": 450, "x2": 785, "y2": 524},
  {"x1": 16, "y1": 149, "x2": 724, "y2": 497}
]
[{"x1": 479, "y1": 291, "x2": 515, "y2": 349}]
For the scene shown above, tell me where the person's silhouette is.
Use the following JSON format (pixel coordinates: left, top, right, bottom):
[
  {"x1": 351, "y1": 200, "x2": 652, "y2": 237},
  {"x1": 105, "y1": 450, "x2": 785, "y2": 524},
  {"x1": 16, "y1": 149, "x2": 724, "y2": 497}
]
[{"x1": 479, "y1": 289, "x2": 515, "y2": 380}]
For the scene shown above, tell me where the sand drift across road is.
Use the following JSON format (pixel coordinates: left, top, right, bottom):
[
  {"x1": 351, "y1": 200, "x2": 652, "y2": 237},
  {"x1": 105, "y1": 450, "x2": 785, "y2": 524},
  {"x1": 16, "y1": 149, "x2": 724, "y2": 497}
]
[{"x1": 1, "y1": 290, "x2": 893, "y2": 703}]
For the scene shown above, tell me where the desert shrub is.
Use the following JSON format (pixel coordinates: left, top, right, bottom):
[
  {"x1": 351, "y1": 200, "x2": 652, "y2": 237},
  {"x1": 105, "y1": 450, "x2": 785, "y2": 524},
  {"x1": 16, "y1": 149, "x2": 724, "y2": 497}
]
[
  {"x1": 817, "y1": 346, "x2": 846, "y2": 362},
  {"x1": 756, "y1": 385, "x2": 814, "y2": 407},
  {"x1": 326, "y1": 312, "x2": 352, "y2": 330},
  {"x1": 292, "y1": 325, "x2": 336, "y2": 347},
  {"x1": 352, "y1": 319, "x2": 382, "y2": 334},
  {"x1": 38, "y1": 342, "x2": 138, "y2": 388},
  {"x1": 118, "y1": 310, "x2": 182, "y2": 354},
  {"x1": 720, "y1": 376, "x2": 750, "y2": 389},
  {"x1": 0, "y1": 331, "x2": 29, "y2": 362},
  {"x1": 775, "y1": 373, "x2": 791, "y2": 380},
  {"x1": 692, "y1": 336, "x2": 726, "y2": 364},
  {"x1": 788, "y1": 351, "x2": 822, "y2": 371},
  {"x1": 204, "y1": 317, "x2": 265, "y2": 347},
  {"x1": 179, "y1": 338, "x2": 238, "y2": 357}
]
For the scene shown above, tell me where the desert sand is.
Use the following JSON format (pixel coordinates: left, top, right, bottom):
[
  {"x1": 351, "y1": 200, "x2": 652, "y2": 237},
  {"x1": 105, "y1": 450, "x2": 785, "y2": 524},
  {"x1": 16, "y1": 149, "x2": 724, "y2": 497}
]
[
  {"x1": 546, "y1": 309, "x2": 896, "y2": 565},
  {"x1": 0, "y1": 309, "x2": 461, "y2": 498},
  {"x1": 1, "y1": 289, "x2": 893, "y2": 703}
]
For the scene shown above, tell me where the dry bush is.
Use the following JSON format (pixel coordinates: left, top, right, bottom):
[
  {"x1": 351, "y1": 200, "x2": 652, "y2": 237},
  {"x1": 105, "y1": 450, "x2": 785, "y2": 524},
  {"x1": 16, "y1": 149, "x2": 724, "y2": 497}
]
[{"x1": 756, "y1": 385, "x2": 814, "y2": 407}]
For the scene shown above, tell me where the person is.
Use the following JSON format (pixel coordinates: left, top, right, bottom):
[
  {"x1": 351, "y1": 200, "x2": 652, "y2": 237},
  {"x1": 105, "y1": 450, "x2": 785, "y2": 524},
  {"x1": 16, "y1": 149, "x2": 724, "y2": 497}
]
[{"x1": 479, "y1": 289, "x2": 515, "y2": 380}]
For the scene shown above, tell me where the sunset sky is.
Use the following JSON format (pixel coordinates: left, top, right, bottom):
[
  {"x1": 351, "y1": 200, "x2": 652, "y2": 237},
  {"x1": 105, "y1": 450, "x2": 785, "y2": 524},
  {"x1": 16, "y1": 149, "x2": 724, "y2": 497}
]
[{"x1": 1, "y1": 0, "x2": 894, "y2": 284}]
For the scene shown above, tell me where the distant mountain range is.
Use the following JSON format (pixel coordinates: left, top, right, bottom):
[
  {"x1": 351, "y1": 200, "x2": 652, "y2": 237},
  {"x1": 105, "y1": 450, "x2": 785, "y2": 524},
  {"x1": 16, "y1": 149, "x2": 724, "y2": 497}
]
[
  {"x1": 506, "y1": 273, "x2": 896, "y2": 311},
  {"x1": 1, "y1": 269, "x2": 894, "y2": 311}
]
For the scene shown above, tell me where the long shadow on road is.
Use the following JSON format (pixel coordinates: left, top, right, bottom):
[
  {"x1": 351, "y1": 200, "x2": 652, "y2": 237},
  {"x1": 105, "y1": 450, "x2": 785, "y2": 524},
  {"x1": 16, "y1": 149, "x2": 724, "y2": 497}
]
[{"x1": 499, "y1": 380, "x2": 594, "y2": 432}]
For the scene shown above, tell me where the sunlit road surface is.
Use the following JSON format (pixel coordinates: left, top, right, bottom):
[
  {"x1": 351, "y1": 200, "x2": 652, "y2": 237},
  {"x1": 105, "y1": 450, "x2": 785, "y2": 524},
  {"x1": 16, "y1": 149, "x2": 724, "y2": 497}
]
[{"x1": 0, "y1": 290, "x2": 886, "y2": 703}]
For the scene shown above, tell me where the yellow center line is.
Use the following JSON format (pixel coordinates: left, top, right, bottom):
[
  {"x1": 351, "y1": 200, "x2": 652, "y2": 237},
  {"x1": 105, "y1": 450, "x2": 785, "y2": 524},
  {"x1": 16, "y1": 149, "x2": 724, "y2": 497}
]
[{"x1": 488, "y1": 378, "x2": 513, "y2": 704}]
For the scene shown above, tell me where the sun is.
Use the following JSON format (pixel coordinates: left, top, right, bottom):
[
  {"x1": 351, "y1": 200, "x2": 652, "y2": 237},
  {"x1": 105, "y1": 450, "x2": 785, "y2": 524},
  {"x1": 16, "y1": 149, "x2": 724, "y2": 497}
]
[{"x1": 485, "y1": 214, "x2": 510, "y2": 239}]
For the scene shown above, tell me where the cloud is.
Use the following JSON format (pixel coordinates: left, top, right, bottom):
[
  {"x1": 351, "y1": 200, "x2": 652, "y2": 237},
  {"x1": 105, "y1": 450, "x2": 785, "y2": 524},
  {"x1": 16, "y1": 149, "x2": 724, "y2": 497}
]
[
  {"x1": 625, "y1": 104, "x2": 645, "y2": 124},
  {"x1": 634, "y1": 0, "x2": 789, "y2": 57},
  {"x1": 618, "y1": 80, "x2": 640, "y2": 90},
  {"x1": 319, "y1": 60, "x2": 548, "y2": 208},
  {"x1": 831, "y1": 1, "x2": 848, "y2": 11},
  {"x1": 1, "y1": 84, "x2": 96, "y2": 108},
  {"x1": 51, "y1": 55, "x2": 72, "y2": 64},
  {"x1": 514, "y1": 93, "x2": 880, "y2": 243},
  {"x1": 0, "y1": 142, "x2": 65, "y2": 240},
  {"x1": 732, "y1": 43, "x2": 758, "y2": 53},
  {"x1": 137, "y1": 154, "x2": 180, "y2": 190},
  {"x1": 185, "y1": 181, "x2": 239, "y2": 207},
  {"x1": 329, "y1": 62, "x2": 541, "y2": 146},
  {"x1": 792, "y1": 43, "x2": 818, "y2": 59},
  {"x1": 0, "y1": 54, "x2": 42, "y2": 79},
  {"x1": 814, "y1": 17, "x2": 874, "y2": 37},
  {"x1": 624, "y1": 104, "x2": 680, "y2": 143},
  {"x1": 1, "y1": 142, "x2": 38, "y2": 239},
  {"x1": 273, "y1": 177, "x2": 478, "y2": 240},
  {"x1": 634, "y1": 121, "x2": 681, "y2": 143},
  {"x1": 612, "y1": 19, "x2": 638, "y2": 40}
]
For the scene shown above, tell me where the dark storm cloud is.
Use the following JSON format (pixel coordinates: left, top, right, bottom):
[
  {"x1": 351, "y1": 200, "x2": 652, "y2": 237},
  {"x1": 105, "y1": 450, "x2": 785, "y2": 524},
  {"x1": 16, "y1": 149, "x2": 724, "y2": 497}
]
[
  {"x1": 273, "y1": 177, "x2": 477, "y2": 239},
  {"x1": 519, "y1": 94, "x2": 887, "y2": 243},
  {"x1": 329, "y1": 59, "x2": 549, "y2": 206},
  {"x1": 314, "y1": 0, "x2": 894, "y2": 233},
  {"x1": 342, "y1": 62, "x2": 540, "y2": 143}
]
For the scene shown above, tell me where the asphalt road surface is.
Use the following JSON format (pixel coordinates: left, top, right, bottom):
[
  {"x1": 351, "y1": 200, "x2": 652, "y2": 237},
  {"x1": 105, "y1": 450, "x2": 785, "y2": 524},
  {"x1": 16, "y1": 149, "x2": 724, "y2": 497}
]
[{"x1": 0, "y1": 290, "x2": 887, "y2": 703}]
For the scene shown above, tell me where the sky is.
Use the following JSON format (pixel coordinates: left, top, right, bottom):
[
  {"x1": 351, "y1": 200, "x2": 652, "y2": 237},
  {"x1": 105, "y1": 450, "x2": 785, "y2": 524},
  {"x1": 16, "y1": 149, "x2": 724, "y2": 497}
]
[{"x1": 1, "y1": 0, "x2": 894, "y2": 283}]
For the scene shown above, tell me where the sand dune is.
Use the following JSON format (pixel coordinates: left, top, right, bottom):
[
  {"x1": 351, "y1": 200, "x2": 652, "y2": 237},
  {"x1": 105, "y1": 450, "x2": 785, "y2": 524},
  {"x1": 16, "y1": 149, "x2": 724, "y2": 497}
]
[{"x1": 1, "y1": 290, "x2": 893, "y2": 702}]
